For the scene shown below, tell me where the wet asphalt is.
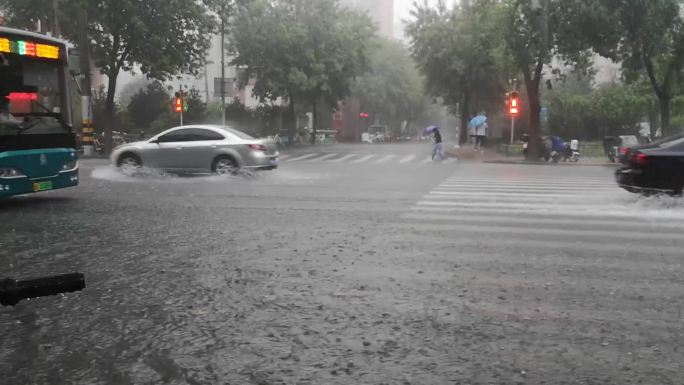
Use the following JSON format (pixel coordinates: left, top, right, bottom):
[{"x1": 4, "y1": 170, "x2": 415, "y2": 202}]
[{"x1": 1, "y1": 143, "x2": 683, "y2": 385}]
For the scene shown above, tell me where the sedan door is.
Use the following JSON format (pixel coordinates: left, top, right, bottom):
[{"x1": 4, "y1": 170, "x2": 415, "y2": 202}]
[
  {"x1": 176, "y1": 128, "x2": 226, "y2": 171},
  {"x1": 151, "y1": 129, "x2": 194, "y2": 170}
]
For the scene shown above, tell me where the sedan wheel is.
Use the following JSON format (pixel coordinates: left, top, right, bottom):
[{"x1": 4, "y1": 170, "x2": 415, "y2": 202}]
[
  {"x1": 118, "y1": 153, "x2": 141, "y2": 168},
  {"x1": 214, "y1": 157, "x2": 238, "y2": 175}
]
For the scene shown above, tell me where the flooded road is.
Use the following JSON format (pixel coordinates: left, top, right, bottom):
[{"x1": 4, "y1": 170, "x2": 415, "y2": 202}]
[{"x1": 1, "y1": 148, "x2": 682, "y2": 384}]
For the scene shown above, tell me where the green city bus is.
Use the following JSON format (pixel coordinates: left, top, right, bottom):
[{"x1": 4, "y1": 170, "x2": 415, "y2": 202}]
[{"x1": 0, "y1": 27, "x2": 78, "y2": 198}]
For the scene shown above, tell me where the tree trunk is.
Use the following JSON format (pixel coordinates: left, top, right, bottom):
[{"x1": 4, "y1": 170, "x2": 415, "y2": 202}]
[
  {"x1": 287, "y1": 95, "x2": 295, "y2": 146},
  {"x1": 104, "y1": 70, "x2": 118, "y2": 155},
  {"x1": 459, "y1": 90, "x2": 470, "y2": 145},
  {"x1": 311, "y1": 97, "x2": 318, "y2": 144},
  {"x1": 526, "y1": 81, "x2": 542, "y2": 160},
  {"x1": 659, "y1": 94, "x2": 671, "y2": 137}
]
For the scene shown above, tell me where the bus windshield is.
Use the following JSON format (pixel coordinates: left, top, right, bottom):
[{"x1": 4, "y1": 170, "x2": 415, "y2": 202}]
[{"x1": 0, "y1": 53, "x2": 67, "y2": 135}]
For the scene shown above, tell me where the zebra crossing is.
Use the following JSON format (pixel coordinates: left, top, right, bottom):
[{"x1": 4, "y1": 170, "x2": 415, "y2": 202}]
[
  {"x1": 278, "y1": 152, "x2": 458, "y2": 165},
  {"x1": 400, "y1": 174, "x2": 684, "y2": 256}
]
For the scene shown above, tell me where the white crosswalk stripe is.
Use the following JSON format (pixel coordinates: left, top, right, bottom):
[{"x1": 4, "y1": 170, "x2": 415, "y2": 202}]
[
  {"x1": 351, "y1": 155, "x2": 376, "y2": 163},
  {"x1": 399, "y1": 155, "x2": 416, "y2": 164},
  {"x1": 279, "y1": 151, "x2": 459, "y2": 165},
  {"x1": 400, "y1": 175, "x2": 684, "y2": 256},
  {"x1": 329, "y1": 153, "x2": 358, "y2": 163},
  {"x1": 375, "y1": 154, "x2": 397, "y2": 163},
  {"x1": 287, "y1": 153, "x2": 320, "y2": 162},
  {"x1": 307, "y1": 153, "x2": 338, "y2": 162}
]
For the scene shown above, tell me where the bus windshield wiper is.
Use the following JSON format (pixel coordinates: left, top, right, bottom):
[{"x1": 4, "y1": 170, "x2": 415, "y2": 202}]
[{"x1": 15, "y1": 100, "x2": 68, "y2": 134}]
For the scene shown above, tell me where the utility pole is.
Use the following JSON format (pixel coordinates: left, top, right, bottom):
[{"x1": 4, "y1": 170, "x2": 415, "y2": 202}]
[
  {"x1": 220, "y1": 5, "x2": 226, "y2": 126},
  {"x1": 204, "y1": 62, "x2": 210, "y2": 103},
  {"x1": 79, "y1": 8, "x2": 93, "y2": 157},
  {"x1": 52, "y1": 0, "x2": 60, "y2": 36}
]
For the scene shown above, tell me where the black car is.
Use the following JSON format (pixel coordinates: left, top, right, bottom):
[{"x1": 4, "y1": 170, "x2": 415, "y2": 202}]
[{"x1": 615, "y1": 133, "x2": 684, "y2": 194}]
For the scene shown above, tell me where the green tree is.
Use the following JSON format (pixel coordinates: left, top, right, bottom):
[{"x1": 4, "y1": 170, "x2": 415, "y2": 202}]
[
  {"x1": 597, "y1": 0, "x2": 684, "y2": 136},
  {"x1": 127, "y1": 82, "x2": 170, "y2": 130},
  {"x1": 183, "y1": 88, "x2": 208, "y2": 125},
  {"x1": 500, "y1": 0, "x2": 611, "y2": 157},
  {"x1": 351, "y1": 38, "x2": 428, "y2": 134},
  {"x1": 546, "y1": 82, "x2": 650, "y2": 140},
  {"x1": 406, "y1": 0, "x2": 505, "y2": 144},
  {"x1": 230, "y1": 0, "x2": 374, "y2": 144},
  {"x1": 0, "y1": 0, "x2": 216, "y2": 153}
]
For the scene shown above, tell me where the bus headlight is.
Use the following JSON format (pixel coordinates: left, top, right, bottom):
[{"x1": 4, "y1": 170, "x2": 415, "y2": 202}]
[
  {"x1": 62, "y1": 159, "x2": 78, "y2": 171},
  {"x1": 0, "y1": 167, "x2": 25, "y2": 178}
]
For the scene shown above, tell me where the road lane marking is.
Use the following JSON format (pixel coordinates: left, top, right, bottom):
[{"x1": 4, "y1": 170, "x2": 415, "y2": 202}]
[
  {"x1": 375, "y1": 155, "x2": 397, "y2": 163},
  {"x1": 393, "y1": 222, "x2": 684, "y2": 242},
  {"x1": 399, "y1": 155, "x2": 416, "y2": 164},
  {"x1": 387, "y1": 230, "x2": 684, "y2": 256},
  {"x1": 307, "y1": 153, "x2": 338, "y2": 162},
  {"x1": 286, "y1": 153, "x2": 320, "y2": 162},
  {"x1": 351, "y1": 155, "x2": 376, "y2": 163},
  {"x1": 402, "y1": 212, "x2": 684, "y2": 231},
  {"x1": 329, "y1": 154, "x2": 358, "y2": 163}
]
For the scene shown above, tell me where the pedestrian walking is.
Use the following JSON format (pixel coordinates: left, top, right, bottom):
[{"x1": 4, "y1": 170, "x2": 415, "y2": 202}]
[
  {"x1": 432, "y1": 127, "x2": 444, "y2": 161},
  {"x1": 423, "y1": 125, "x2": 444, "y2": 161},
  {"x1": 475, "y1": 122, "x2": 487, "y2": 150},
  {"x1": 469, "y1": 113, "x2": 488, "y2": 150}
]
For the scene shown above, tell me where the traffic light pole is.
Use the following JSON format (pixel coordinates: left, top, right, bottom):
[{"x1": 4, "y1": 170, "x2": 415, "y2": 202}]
[
  {"x1": 510, "y1": 116, "x2": 515, "y2": 145},
  {"x1": 178, "y1": 85, "x2": 184, "y2": 126}
]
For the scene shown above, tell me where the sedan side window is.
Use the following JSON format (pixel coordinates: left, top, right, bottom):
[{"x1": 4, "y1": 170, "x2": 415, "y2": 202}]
[
  {"x1": 157, "y1": 129, "x2": 192, "y2": 143},
  {"x1": 188, "y1": 129, "x2": 225, "y2": 141}
]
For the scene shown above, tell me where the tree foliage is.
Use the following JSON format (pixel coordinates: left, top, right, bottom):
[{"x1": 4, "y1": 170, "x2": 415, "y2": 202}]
[
  {"x1": 406, "y1": 0, "x2": 506, "y2": 143},
  {"x1": 546, "y1": 82, "x2": 651, "y2": 140},
  {"x1": 230, "y1": 0, "x2": 374, "y2": 142},
  {"x1": 127, "y1": 82, "x2": 170, "y2": 129},
  {"x1": 351, "y1": 38, "x2": 428, "y2": 133},
  {"x1": 596, "y1": 0, "x2": 684, "y2": 136}
]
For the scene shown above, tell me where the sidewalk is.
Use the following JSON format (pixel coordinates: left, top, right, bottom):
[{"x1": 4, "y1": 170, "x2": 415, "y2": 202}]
[
  {"x1": 446, "y1": 146, "x2": 616, "y2": 166},
  {"x1": 445, "y1": 146, "x2": 507, "y2": 162}
]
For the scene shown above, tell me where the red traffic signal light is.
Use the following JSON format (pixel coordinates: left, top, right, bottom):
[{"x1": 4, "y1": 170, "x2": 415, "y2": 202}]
[
  {"x1": 173, "y1": 97, "x2": 183, "y2": 113},
  {"x1": 359, "y1": 112, "x2": 369, "y2": 118},
  {"x1": 509, "y1": 91, "x2": 520, "y2": 116}
]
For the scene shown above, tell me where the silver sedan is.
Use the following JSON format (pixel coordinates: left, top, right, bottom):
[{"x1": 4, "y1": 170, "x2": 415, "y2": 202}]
[{"x1": 110, "y1": 125, "x2": 279, "y2": 174}]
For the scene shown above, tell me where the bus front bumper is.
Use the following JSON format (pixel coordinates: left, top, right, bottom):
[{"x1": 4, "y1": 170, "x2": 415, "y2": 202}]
[{"x1": 0, "y1": 169, "x2": 79, "y2": 198}]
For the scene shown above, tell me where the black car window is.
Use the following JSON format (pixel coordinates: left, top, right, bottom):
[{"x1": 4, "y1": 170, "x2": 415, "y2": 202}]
[
  {"x1": 186, "y1": 128, "x2": 225, "y2": 141},
  {"x1": 661, "y1": 137, "x2": 684, "y2": 150},
  {"x1": 157, "y1": 129, "x2": 194, "y2": 143},
  {"x1": 650, "y1": 133, "x2": 684, "y2": 147}
]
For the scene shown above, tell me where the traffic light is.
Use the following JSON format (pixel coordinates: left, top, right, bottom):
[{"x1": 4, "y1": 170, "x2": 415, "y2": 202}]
[
  {"x1": 359, "y1": 112, "x2": 369, "y2": 118},
  {"x1": 509, "y1": 91, "x2": 520, "y2": 116},
  {"x1": 173, "y1": 97, "x2": 183, "y2": 113},
  {"x1": 183, "y1": 98, "x2": 189, "y2": 112}
]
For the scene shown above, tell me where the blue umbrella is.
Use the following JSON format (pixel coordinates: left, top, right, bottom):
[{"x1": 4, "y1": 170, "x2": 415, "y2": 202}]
[
  {"x1": 469, "y1": 115, "x2": 487, "y2": 128},
  {"x1": 423, "y1": 125, "x2": 440, "y2": 135}
]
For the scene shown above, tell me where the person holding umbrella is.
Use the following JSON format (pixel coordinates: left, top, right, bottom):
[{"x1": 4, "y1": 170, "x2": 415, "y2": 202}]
[
  {"x1": 424, "y1": 125, "x2": 444, "y2": 161},
  {"x1": 469, "y1": 113, "x2": 488, "y2": 150}
]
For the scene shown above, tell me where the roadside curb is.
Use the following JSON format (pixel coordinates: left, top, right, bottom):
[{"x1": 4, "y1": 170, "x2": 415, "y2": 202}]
[{"x1": 484, "y1": 160, "x2": 618, "y2": 167}]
